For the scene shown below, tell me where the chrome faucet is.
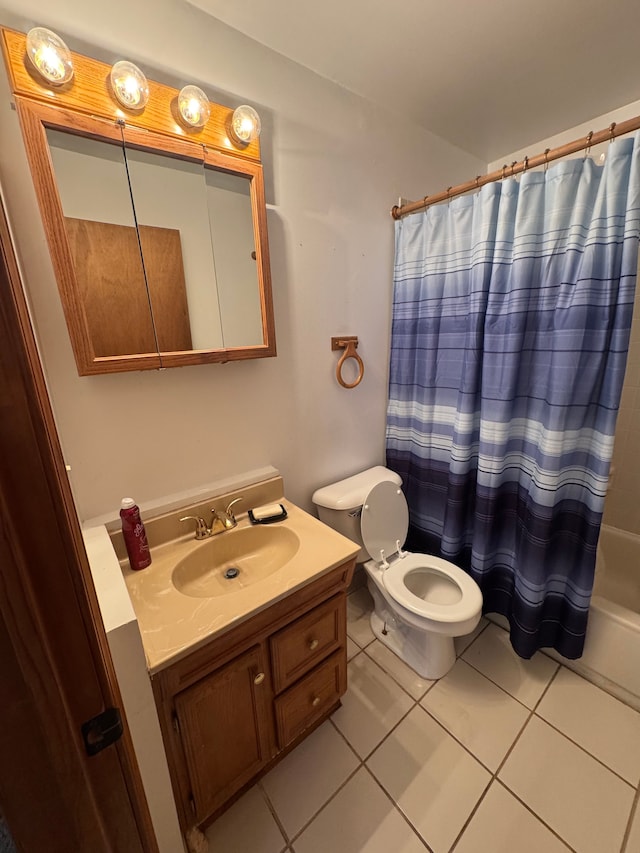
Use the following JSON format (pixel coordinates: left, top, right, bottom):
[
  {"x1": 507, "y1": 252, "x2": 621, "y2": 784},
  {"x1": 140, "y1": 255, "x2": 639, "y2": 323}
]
[{"x1": 180, "y1": 498, "x2": 243, "y2": 540}]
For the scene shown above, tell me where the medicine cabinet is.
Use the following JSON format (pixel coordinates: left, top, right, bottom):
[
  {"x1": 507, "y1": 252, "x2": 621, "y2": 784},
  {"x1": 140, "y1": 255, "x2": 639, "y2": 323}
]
[{"x1": 1, "y1": 27, "x2": 276, "y2": 374}]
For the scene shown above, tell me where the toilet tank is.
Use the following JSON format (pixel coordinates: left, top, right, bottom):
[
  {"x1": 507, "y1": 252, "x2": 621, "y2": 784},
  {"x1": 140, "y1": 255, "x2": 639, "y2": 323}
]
[{"x1": 312, "y1": 466, "x2": 402, "y2": 562}]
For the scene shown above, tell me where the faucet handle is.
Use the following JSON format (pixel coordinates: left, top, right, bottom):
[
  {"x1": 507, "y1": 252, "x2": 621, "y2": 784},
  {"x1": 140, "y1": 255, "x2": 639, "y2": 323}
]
[
  {"x1": 179, "y1": 515, "x2": 210, "y2": 540},
  {"x1": 225, "y1": 497, "x2": 243, "y2": 522}
]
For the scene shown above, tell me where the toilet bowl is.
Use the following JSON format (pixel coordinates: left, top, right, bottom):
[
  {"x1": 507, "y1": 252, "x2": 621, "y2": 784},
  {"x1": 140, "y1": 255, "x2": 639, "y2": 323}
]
[{"x1": 313, "y1": 467, "x2": 483, "y2": 679}]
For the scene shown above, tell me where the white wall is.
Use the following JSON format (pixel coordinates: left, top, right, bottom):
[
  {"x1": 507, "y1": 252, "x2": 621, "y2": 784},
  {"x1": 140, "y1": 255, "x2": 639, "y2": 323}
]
[
  {"x1": 0, "y1": 0, "x2": 484, "y2": 522},
  {"x1": 489, "y1": 98, "x2": 640, "y2": 171}
]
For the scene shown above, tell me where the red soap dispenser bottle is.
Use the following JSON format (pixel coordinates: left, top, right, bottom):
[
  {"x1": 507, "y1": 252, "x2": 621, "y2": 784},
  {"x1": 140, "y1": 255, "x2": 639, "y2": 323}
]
[{"x1": 120, "y1": 498, "x2": 152, "y2": 571}]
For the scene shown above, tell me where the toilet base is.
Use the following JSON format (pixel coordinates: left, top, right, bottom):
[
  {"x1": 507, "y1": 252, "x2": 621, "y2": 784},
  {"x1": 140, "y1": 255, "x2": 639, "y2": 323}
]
[{"x1": 369, "y1": 606, "x2": 456, "y2": 681}]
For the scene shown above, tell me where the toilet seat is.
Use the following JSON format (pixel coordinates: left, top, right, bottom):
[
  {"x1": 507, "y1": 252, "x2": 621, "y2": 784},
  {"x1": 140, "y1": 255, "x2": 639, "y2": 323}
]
[
  {"x1": 383, "y1": 553, "x2": 483, "y2": 623},
  {"x1": 360, "y1": 481, "x2": 482, "y2": 623}
]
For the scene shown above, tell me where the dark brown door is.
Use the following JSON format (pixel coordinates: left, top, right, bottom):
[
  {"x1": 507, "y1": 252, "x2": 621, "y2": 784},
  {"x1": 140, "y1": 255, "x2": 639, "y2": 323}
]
[{"x1": 0, "y1": 198, "x2": 158, "y2": 851}]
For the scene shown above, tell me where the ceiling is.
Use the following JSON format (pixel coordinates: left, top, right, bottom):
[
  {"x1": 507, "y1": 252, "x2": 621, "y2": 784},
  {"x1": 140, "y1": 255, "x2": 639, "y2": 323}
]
[{"x1": 186, "y1": 0, "x2": 640, "y2": 162}]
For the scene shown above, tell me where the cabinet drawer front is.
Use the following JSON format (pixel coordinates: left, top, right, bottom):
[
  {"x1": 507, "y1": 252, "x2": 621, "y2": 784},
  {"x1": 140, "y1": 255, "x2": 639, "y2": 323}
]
[
  {"x1": 270, "y1": 595, "x2": 345, "y2": 693},
  {"x1": 274, "y1": 650, "x2": 346, "y2": 748}
]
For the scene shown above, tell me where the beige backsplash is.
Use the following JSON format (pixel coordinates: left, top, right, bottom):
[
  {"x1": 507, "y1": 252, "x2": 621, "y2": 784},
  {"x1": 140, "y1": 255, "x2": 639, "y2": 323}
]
[{"x1": 109, "y1": 475, "x2": 284, "y2": 562}]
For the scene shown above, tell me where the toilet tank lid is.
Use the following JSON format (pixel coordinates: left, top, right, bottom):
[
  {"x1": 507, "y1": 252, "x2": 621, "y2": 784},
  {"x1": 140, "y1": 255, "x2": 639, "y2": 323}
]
[{"x1": 312, "y1": 466, "x2": 402, "y2": 510}]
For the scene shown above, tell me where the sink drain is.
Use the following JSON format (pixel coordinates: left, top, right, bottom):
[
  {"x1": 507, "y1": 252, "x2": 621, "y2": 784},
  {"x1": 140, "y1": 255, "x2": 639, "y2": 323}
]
[{"x1": 223, "y1": 567, "x2": 240, "y2": 580}]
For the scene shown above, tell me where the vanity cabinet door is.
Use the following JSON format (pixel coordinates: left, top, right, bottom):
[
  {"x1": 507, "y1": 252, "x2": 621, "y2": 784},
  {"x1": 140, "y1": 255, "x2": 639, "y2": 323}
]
[{"x1": 173, "y1": 644, "x2": 273, "y2": 821}]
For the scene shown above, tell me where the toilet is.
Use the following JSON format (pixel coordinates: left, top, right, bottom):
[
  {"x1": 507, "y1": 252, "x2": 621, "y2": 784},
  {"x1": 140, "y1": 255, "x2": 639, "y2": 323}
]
[{"x1": 312, "y1": 466, "x2": 483, "y2": 679}]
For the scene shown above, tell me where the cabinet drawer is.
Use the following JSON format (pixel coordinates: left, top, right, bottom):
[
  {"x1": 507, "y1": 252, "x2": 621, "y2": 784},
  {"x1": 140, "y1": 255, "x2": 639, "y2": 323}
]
[
  {"x1": 274, "y1": 650, "x2": 346, "y2": 749},
  {"x1": 270, "y1": 594, "x2": 345, "y2": 693}
]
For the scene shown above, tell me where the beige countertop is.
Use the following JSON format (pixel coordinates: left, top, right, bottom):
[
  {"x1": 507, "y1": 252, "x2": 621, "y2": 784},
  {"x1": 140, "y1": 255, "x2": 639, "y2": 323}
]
[{"x1": 122, "y1": 500, "x2": 359, "y2": 674}]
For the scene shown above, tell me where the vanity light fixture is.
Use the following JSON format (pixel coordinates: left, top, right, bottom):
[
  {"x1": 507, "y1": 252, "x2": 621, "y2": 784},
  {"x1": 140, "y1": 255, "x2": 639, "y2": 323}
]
[
  {"x1": 110, "y1": 60, "x2": 149, "y2": 110},
  {"x1": 178, "y1": 85, "x2": 210, "y2": 128},
  {"x1": 231, "y1": 104, "x2": 261, "y2": 144},
  {"x1": 25, "y1": 27, "x2": 74, "y2": 85}
]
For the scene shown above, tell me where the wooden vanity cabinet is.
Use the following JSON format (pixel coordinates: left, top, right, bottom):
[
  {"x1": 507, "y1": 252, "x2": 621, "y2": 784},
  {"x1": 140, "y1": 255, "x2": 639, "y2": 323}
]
[{"x1": 151, "y1": 558, "x2": 355, "y2": 838}]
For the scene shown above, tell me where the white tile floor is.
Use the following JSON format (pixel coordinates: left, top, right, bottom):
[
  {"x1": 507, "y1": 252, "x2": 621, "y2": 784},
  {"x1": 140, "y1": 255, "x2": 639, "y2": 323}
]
[{"x1": 205, "y1": 586, "x2": 640, "y2": 853}]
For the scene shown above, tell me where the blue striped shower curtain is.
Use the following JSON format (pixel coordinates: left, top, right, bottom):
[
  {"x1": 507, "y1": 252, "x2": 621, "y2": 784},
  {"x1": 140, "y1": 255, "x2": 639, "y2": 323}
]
[{"x1": 386, "y1": 137, "x2": 640, "y2": 659}]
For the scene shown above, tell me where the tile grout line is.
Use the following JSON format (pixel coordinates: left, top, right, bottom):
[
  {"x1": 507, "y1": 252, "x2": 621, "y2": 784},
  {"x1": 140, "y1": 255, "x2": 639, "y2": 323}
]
[
  {"x1": 283, "y1": 762, "x2": 363, "y2": 846},
  {"x1": 414, "y1": 624, "x2": 562, "y2": 780},
  {"x1": 281, "y1": 707, "x2": 443, "y2": 852},
  {"x1": 361, "y1": 643, "x2": 435, "y2": 702},
  {"x1": 485, "y1": 618, "x2": 640, "y2": 714},
  {"x1": 330, "y1": 697, "x2": 478, "y2": 853},
  {"x1": 531, "y1": 708, "x2": 639, "y2": 789},
  {"x1": 492, "y1": 778, "x2": 579, "y2": 853},
  {"x1": 447, "y1": 777, "x2": 493, "y2": 853},
  {"x1": 416, "y1": 697, "x2": 502, "y2": 777},
  {"x1": 454, "y1": 616, "x2": 491, "y2": 656},
  {"x1": 493, "y1": 658, "x2": 562, "y2": 779},
  {"x1": 330, "y1": 678, "x2": 418, "y2": 766},
  {"x1": 444, "y1": 656, "x2": 559, "y2": 853},
  {"x1": 352, "y1": 664, "x2": 557, "y2": 852},
  {"x1": 411, "y1": 640, "x2": 634, "y2": 849},
  {"x1": 447, "y1": 663, "x2": 579, "y2": 853},
  {"x1": 487, "y1": 664, "x2": 585, "y2": 852},
  {"x1": 342, "y1": 608, "x2": 635, "y2": 852},
  {"x1": 360, "y1": 762, "x2": 436, "y2": 852},
  {"x1": 473, "y1": 649, "x2": 640, "y2": 788},
  {"x1": 327, "y1": 651, "x2": 443, "y2": 849},
  {"x1": 343, "y1": 632, "x2": 509, "y2": 853},
  {"x1": 256, "y1": 778, "x2": 292, "y2": 849},
  {"x1": 346, "y1": 614, "x2": 572, "y2": 850},
  {"x1": 529, "y1": 660, "x2": 640, "y2": 789},
  {"x1": 335, "y1": 662, "x2": 574, "y2": 853},
  {"x1": 460, "y1": 648, "x2": 560, "y2": 713}
]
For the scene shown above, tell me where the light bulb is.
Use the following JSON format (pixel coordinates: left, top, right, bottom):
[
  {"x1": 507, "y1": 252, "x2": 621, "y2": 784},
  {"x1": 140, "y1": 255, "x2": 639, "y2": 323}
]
[
  {"x1": 231, "y1": 105, "x2": 261, "y2": 144},
  {"x1": 178, "y1": 85, "x2": 210, "y2": 128},
  {"x1": 26, "y1": 27, "x2": 74, "y2": 85},
  {"x1": 110, "y1": 61, "x2": 149, "y2": 110}
]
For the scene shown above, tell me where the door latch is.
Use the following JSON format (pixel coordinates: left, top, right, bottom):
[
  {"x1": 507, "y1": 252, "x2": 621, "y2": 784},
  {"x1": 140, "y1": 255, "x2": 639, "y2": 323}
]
[{"x1": 81, "y1": 707, "x2": 123, "y2": 756}]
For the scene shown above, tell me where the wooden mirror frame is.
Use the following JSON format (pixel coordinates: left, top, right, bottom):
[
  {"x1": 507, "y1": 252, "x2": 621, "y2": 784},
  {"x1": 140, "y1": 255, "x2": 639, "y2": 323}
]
[{"x1": 1, "y1": 28, "x2": 276, "y2": 375}]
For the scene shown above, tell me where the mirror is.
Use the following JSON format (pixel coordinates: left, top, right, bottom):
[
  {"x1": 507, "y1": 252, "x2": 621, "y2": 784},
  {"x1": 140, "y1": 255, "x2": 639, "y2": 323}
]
[
  {"x1": 8, "y1": 38, "x2": 275, "y2": 375},
  {"x1": 46, "y1": 128, "x2": 160, "y2": 358}
]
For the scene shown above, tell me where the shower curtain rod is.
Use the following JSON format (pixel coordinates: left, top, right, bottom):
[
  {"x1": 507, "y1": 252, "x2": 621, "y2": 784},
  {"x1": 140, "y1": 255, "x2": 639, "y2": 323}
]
[{"x1": 391, "y1": 114, "x2": 640, "y2": 220}]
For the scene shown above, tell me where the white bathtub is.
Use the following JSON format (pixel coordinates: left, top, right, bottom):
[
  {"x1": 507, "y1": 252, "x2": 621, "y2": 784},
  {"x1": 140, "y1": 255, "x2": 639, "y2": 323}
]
[{"x1": 558, "y1": 524, "x2": 640, "y2": 707}]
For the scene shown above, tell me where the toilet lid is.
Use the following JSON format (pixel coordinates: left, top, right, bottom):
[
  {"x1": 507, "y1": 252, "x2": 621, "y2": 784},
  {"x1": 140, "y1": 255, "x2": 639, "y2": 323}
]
[{"x1": 360, "y1": 480, "x2": 409, "y2": 562}]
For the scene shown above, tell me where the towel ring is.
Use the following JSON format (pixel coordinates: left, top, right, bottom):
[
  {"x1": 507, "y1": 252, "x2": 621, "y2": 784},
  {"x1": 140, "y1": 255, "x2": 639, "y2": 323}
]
[{"x1": 331, "y1": 336, "x2": 364, "y2": 389}]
